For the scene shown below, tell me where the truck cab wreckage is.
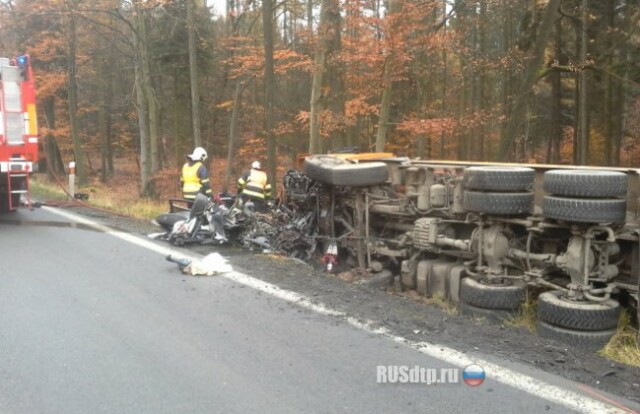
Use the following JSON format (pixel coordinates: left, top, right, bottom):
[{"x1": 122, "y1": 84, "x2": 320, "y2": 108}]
[{"x1": 279, "y1": 154, "x2": 640, "y2": 351}]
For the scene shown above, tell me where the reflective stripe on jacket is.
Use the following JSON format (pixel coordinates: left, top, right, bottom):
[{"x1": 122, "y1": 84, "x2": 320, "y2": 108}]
[{"x1": 237, "y1": 169, "x2": 271, "y2": 200}]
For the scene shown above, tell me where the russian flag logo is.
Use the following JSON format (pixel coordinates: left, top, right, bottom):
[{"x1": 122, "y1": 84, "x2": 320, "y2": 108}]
[{"x1": 463, "y1": 364, "x2": 485, "y2": 387}]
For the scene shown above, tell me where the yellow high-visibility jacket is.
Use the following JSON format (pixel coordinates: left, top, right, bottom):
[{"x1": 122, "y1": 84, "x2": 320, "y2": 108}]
[
  {"x1": 237, "y1": 169, "x2": 272, "y2": 200},
  {"x1": 181, "y1": 161, "x2": 212, "y2": 200}
]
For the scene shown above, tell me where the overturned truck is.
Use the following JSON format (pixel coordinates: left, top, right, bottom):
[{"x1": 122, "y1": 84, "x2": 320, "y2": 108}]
[{"x1": 285, "y1": 155, "x2": 640, "y2": 350}]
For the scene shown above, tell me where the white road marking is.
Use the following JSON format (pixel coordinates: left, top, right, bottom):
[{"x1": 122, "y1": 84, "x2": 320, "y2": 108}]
[{"x1": 43, "y1": 206, "x2": 635, "y2": 414}]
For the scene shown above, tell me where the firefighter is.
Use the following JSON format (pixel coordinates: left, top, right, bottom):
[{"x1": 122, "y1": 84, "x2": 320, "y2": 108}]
[
  {"x1": 237, "y1": 160, "x2": 272, "y2": 211},
  {"x1": 181, "y1": 147, "x2": 212, "y2": 205}
]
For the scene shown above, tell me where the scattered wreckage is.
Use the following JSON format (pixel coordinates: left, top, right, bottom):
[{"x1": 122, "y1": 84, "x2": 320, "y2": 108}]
[
  {"x1": 154, "y1": 154, "x2": 640, "y2": 351},
  {"x1": 151, "y1": 186, "x2": 317, "y2": 259}
]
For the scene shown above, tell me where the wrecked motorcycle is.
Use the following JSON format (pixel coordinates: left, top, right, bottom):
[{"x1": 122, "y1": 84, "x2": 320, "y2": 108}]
[
  {"x1": 151, "y1": 193, "x2": 250, "y2": 246},
  {"x1": 151, "y1": 173, "x2": 320, "y2": 260}
]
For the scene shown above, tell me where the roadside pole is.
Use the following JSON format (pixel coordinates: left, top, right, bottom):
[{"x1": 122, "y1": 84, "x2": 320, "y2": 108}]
[{"x1": 68, "y1": 161, "x2": 75, "y2": 200}]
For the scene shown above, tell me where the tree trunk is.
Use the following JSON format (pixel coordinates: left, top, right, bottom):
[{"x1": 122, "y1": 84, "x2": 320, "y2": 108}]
[
  {"x1": 500, "y1": 0, "x2": 513, "y2": 159},
  {"x1": 42, "y1": 97, "x2": 64, "y2": 178},
  {"x1": 415, "y1": 78, "x2": 427, "y2": 158},
  {"x1": 308, "y1": 40, "x2": 326, "y2": 153},
  {"x1": 132, "y1": 1, "x2": 160, "y2": 174},
  {"x1": 375, "y1": 0, "x2": 401, "y2": 153},
  {"x1": 66, "y1": 1, "x2": 86, "y2": 185},
  {"x1": 577, "y1": 0, "x2": 589, "y2": 165},
  {"x1": 326, "y1": 0, "x2": 345, "y2": 150},
  {"x1": 224, "y1": 81, "x2": 244, "y2": 192},
  {"x1": 472, "y1": 1, "x2": 486, "y2": 160},
  {"x1": 135, "y1": 64, "x2": 151, "y2": 196},
  {"x1": 98, "y1": 102, "x2": 108, "y2": 183},
  {"x1": 307, "y1": 0, "x2": 314, "y2": 34},
  {"x1": 440, "y1": 0, "x2": 448, "y2": 158},
  {"x1": 309, "y1": 0, "x2": 333, "y2": 154},
  {"x1": 375, "y1": 56, "x2": 393, "y2": 152},
  {"x1": 548, "y1": 12, "x2": 562, "y2": 163},
  {"x1": 226, "y1": 0, "x2": 235, "y2": 32},
  {"x1": 187, "y1": 0, "x2": 203, "y2": 148},
  {"x1": 99, "y1": 50, "x2": 114, "y2": 182},
  {"x1": 497, "y1": 0, "x2": 561, "y2": 160},
  {"x1": 604, "y1": 0, "x2": 615, "y2": 166},
  {"x1": 263, "y1": 0, "x2": 277, "y2": 187},
  {"x1": 173, "y1": 68, "x2": 184, "y2": 168}
]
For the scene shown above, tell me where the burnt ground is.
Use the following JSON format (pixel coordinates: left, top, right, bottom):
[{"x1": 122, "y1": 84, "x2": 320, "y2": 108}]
[{"x1": 35, "y1": 203, "x2": 640, "y2": 406}]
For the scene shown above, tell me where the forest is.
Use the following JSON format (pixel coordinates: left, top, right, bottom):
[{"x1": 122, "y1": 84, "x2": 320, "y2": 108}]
[{"x1": 0, "y1": 0, "x2": 638, "y2": 197}]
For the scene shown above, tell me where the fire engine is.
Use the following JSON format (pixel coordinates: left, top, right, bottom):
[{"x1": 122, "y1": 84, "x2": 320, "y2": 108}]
[{"x1": 0, "y1": 54, "x2": 38, "y2": 212}]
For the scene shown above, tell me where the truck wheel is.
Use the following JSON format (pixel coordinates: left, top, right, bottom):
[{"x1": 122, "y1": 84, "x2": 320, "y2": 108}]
[
  {"x1": 543, "y1": 170, "x2": 628, "y2": 198},
  {"x1": 459, "y1": 278, "x2": 525, "y2": 310},
  {"x1": 536, "y1": 321, "x2": 616, "y2": 351},
  {"x1": 542, "y1": 196, "x2": 626, "y2": 223},
  {"x1": 463, "y1": 166, "x2": 535, "y2": 192},
  {"x1": 458, "y1": 301, "x2": 515, "y2": 324},
  {"x1": 537, "y1": 291, "x2": 620, "y2": 331},
  {"x1": 463, "y1": 191, "x2": 533, "y2": 215},
  {"x1": 303, "y1": 155, "x2": 389, "y2": 186}
]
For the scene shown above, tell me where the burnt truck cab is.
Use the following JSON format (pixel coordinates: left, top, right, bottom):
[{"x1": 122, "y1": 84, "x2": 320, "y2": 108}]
[{"x1": 290, "y1": 154, "x2": 640, "y2": 350}]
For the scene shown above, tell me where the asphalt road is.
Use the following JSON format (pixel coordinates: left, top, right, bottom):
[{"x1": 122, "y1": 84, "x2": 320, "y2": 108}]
[{"x1": 0, "y1": 207, "x2": 635, "y2": 414}]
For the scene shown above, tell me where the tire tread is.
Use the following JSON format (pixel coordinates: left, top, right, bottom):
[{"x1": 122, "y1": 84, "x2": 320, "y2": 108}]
[
  {"x1": 543, "y1": 196, "x2": 626, "y2": 223},
  {"x1": 459, "y1": 278, "x2": 525, "y2": 310},
  {"x1": 464, "y1": 167, "x2": 535, "y2": 192},
  {"x1": 537, "y1": 291, "x2": 620, "y2": 331},
  {"x1": 543, "y1": 170, "x2": 628, "y2": 198}
]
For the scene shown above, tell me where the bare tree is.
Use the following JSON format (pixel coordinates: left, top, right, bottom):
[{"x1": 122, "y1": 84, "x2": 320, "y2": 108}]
[
  {"x1": 375, "y1": 0, "x2": 400, "y2": 152},
  {"x1": 187, "y1": 0, "x2": 202, "y2": 148},
  {"x1": 66, "y1": 0, "x2": 86, "y2": 185},
  {"x1": 309, "y1": 0, "x2": 334, "y2": 154},
  {"x1": 497, "y1": 0, "x2": 561, "y2": 160},
  {"x1": 576, "y1": 0, "x2": 589, "y2": 164},
  {"x1": 263, "y1": 0, "x2": 277, "y2": 186}
]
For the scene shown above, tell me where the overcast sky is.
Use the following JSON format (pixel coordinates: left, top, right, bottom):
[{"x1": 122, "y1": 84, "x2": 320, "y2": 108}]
[{"x1": 207, "y1": 0, "x2": 226, "y2": 16}]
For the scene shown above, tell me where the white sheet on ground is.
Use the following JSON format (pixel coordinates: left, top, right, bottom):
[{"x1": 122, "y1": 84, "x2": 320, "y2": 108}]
[{"x1": 184, "y1": 252, "x2": 233, "y2": 276}]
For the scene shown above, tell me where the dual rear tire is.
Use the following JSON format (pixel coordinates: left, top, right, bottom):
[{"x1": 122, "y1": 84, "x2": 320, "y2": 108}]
[
  {"x1": 543, "y1": 170, "x2": 628, "y2": 224},
  {"x1": 536, "y1": 291, "x2": 620, "y2": 351},
  {"x1": 459, "y1": 280, "x2": 620, "y2": 350},
  {"x1": 463, "y1": 167, "x2": 535, "y2": 216}
]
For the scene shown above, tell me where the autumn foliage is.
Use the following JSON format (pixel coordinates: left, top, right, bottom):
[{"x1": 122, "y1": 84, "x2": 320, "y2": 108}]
[{"x1": 0, "y1": 0, "x2": 638, "y2": 198}]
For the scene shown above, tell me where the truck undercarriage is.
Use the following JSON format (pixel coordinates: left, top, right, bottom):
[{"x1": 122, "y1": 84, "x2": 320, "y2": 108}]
[{"x1": 276, "y1": 155, "x2": 640, "y2": 350}]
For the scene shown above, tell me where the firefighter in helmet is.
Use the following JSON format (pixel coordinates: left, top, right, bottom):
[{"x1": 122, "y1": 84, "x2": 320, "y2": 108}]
[
  {"x1": 237, "y1": 160, "x2": 272, "y2": 210},
  {"x1": 181, "y1": 147, "x2": 212, "y2": 204}
]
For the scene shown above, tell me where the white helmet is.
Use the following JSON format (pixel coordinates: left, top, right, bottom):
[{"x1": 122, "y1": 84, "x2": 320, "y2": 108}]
[
  {"x1": 251, "y1": 161, "x2": 261, "y2": 170},
  {"x1": 188, "y1": 147, "x2": 207, "y2": 161}
]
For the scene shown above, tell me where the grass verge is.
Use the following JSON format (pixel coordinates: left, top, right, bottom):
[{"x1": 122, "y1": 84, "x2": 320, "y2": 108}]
[
  {"x1": 600, "y1": 312, "x2": 640, "y2": 368},
  {"x1": 425, "y1": 291, "x2": 458, "y2": 315},
  {"x1": 31, "y1": 174, "x2": 167, "y2": 220},
  {"x1": 505, "y1": 297, "x2": 537, "y2": 333},
  {"x1": 30, "y1": 174, "x2": 68, "y2": 201}
]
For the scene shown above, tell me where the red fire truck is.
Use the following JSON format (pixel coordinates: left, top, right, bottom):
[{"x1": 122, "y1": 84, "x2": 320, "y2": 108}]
[{"x1": 0, "y1": 54, "x2": 38, "y2": 212}]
